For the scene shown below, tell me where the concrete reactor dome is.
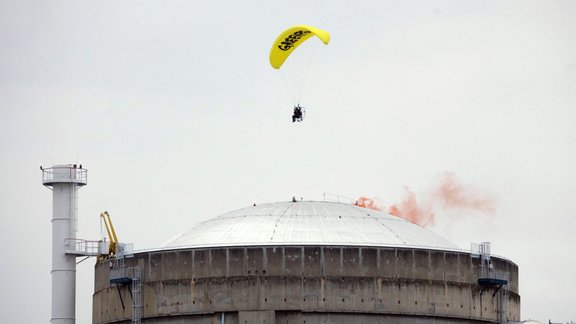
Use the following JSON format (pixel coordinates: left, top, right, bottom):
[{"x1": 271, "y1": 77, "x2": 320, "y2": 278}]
[
  {"x1": 163, "y1": 201, "x2": 459, "y2": 251},
  {"x1": 93, "y1": 200, "x2": 520, "y2": 324}
]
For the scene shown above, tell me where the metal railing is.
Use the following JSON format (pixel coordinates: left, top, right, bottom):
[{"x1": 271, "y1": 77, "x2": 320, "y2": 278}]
[
  {"x1": 110, "y1": 267, "x2": 129, "y2": 282},
  {"x1": 117, "y1": 243, "x2": 134, "y2": 258},
  {"x1": 64, "y1": 238, "x2": 105, "y2": 256},
  {"x1": 479, "y1": 267, "x2": 510, "y2": 282},
  {"x1": 471, "y1": 242, "x2": 491, "y2": 260},
  {"x1": 110, "y1": 265, "x2": 140, "y2": 282},
  {"x1": 42, "y1": 165, "x2": 87, "y2": 184},
  {"x1": 323, "y1": 193, "x2": 356, "y2": 204}
]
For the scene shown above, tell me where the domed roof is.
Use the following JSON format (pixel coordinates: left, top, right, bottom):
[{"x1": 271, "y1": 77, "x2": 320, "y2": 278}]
[{"x1": 163, "y1": 201, "x2": 459, "y2": 251}]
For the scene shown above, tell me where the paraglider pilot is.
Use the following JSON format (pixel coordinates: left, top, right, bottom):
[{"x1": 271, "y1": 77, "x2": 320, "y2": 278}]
[{"x1": 292, "y1": 105, "x2": 303, "y2": 122}]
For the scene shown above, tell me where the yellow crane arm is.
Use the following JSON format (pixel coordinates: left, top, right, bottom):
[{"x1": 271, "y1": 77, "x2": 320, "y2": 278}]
[{"x1": 100, "y1": 211, "x2": 119, "y2": 255}]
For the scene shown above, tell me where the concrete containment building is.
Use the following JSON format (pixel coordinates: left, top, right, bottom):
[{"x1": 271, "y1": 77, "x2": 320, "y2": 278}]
[{"x1": 93, "y1": 201, "x2": 520, "y2": 323}]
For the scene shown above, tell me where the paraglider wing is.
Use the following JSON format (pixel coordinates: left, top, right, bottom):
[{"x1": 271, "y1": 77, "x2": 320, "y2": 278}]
[{"x1": 269, "y1": 25, "x2": 330, "y2": 69}]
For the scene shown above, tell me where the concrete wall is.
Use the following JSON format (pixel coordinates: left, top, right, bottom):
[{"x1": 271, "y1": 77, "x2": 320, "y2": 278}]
[{"x1": 93, "y1": 246, "x2": 520, "y2": 323}]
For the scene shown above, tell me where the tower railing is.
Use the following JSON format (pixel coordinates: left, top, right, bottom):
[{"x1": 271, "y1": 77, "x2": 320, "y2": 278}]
[
  {"x1": 64, "y1": 238, "x2": 106, "y2": 256},
  {"x1": 42, "y1": 165, "x2": 87, "y2": 185}
]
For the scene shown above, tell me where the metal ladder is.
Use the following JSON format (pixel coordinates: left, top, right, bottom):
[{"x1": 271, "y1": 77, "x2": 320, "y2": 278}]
[
  {"x1": 130, "y1": 267, "x2": 143, "y2": 324},
  {"x1": 109, "y1": 258, "x2": 142, "y2": 323},
  {"x1": 472, "y1": 242, "x2": 509, "y2": 324}
]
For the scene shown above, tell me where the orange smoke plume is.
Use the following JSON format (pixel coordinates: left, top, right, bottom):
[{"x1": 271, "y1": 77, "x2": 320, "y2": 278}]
[
  {"x1": 434, "y1": 172, "x2": 496, "y2": 215},
  {"x1": 388, "y1": 188, "x2": 435, "y2": 227},
  {"x1": 356, "y1": 197, "x2": 383, "y2": 211},
  {"x1": 359, "y1": 172, "x2": 497, "y2": 227}
]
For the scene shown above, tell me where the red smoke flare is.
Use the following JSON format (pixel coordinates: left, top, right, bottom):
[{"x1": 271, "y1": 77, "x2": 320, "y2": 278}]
[
  {"x1": 356, "y1": 197, "x2": 383, "y2": 211},
  {"x1": 388, "y1": 188, "x2": 435, "y2": 227},
  {"x1": 359, "y1": 172, "x2": 497, "y2": 227},
  {"x1": 434, "y1": 172, "x2": 496, "y2": 215}
]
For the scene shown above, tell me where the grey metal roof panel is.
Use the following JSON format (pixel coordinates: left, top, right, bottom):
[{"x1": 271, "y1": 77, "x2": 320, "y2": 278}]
[{"x1": 163, "y1": 201, "x2": 459, "y2": 251}]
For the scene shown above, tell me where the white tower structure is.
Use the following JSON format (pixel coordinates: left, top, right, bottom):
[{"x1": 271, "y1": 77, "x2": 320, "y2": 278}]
[{"x1": 42, "y1": 164, "x2": 87, "y2": 324}]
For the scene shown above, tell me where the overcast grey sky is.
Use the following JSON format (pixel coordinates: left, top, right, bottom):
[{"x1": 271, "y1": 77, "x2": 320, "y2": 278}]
[{"x1": 1, "y1": 1, "x2": 575, "y2": 322}]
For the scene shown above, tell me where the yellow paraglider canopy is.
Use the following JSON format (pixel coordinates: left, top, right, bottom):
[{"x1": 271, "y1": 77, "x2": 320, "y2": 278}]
[{"x1": 269, "y1": 25, "x2": 330, "y2": 69}]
